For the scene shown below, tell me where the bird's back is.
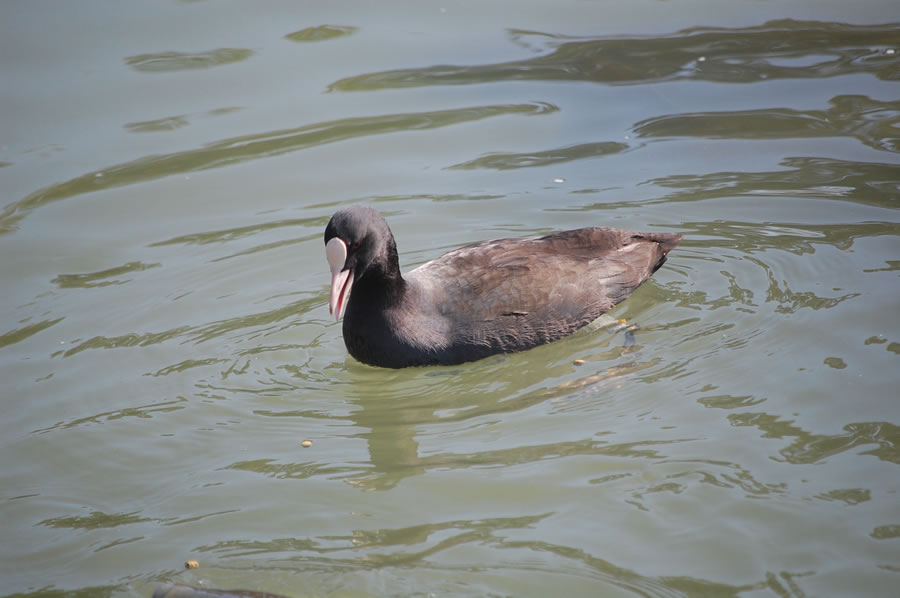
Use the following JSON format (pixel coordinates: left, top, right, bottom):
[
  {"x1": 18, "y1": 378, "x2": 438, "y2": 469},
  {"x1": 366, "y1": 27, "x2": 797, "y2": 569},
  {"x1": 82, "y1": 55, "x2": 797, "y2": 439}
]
[{"x1": 402, "y1": 227, "x2": 683, "y2": 362}]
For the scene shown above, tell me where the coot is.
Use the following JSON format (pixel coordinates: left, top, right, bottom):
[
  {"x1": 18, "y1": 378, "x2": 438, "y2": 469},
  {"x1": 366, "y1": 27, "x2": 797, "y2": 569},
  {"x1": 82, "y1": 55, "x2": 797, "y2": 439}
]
[{"x1": 325, "y1": 206, "x2": 682, "y2": 368}]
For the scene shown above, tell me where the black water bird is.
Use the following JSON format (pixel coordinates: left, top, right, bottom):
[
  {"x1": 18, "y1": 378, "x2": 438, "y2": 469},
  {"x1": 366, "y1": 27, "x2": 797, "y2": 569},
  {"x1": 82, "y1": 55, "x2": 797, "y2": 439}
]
[{"x1": 324, "y1": 206, "x2": 682, "y2": 368}]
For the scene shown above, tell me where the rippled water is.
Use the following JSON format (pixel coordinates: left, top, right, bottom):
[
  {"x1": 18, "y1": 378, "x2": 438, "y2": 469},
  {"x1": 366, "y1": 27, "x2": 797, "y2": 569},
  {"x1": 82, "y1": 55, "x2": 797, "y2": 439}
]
[{"x1": 2, "y1": 2, "x2": 899, "y2": 596}]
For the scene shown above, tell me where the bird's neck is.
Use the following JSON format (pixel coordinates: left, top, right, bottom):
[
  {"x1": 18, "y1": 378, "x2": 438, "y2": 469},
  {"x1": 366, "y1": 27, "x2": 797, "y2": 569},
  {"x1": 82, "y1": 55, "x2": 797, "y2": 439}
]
[
  {"x1": 357, "y1": 262, "x2": 405, "y2": 306},
  {"x1": 354, "y1": 236, "x2": 406, "y2": 308}
]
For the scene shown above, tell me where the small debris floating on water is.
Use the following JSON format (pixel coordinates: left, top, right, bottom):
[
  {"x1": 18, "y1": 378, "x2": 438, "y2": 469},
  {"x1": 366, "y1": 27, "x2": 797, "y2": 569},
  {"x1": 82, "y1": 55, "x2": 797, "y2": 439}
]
[
  {"x1": 573, "y1": 359, "x2": 585, "y2": 366},
  {"x1": 301, "y1": 440, "x2": 313, "y2": 448},
  {"x1": 185, "y1": 560, "x2": 199, "y2": 569}
]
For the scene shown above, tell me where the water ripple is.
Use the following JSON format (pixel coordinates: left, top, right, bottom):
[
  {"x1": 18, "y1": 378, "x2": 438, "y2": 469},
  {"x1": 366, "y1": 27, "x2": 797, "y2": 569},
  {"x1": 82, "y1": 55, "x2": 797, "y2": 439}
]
[{"x1": 327, "y1": 20, "x2": 900, "y2": 92}]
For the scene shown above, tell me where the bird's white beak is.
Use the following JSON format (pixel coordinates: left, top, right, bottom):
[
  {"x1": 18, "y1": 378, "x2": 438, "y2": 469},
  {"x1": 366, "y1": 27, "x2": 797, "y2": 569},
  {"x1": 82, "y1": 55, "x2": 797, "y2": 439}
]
[{"x1": 326, "y1": 237, "x2": 353, "y2": 320}]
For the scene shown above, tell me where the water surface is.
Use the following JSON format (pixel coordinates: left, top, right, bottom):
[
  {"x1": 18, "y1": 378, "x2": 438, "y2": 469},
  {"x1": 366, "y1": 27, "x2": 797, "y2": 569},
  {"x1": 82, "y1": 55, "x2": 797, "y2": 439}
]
[{"x1": 2, "y1": 1, "x2": 899, "y2": 596}]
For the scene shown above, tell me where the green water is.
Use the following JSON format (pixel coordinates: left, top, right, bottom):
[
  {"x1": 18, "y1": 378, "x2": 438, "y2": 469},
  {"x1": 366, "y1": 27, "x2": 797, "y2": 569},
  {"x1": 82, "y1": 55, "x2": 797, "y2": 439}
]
[{"x1": 2, "y1": 1, "x2": 899, "y2": 596}]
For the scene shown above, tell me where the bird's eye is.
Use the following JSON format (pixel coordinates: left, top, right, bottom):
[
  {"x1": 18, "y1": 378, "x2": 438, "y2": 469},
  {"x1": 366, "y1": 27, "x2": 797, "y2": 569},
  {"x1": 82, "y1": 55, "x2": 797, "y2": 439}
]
[{"x1": 352, "y1": 241, "x2": 361, "y2": 250}]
